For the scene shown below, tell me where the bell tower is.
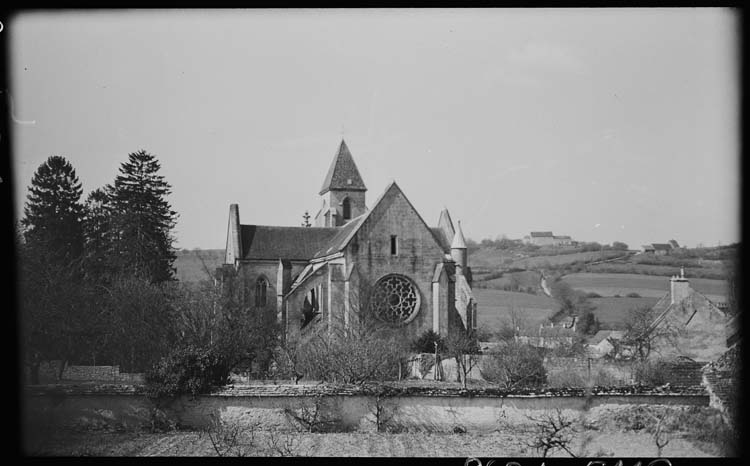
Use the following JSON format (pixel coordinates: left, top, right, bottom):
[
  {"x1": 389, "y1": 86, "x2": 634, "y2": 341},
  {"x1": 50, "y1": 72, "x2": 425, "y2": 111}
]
[{"x1": 315, "y1": 140, "x2": 367, "y2": 227}]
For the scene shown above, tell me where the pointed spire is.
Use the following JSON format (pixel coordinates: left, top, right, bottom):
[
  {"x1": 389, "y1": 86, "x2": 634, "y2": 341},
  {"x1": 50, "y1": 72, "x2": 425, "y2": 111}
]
[
  {"x1": 319, "y1": 139, "x2": 367, "y2": 195},
  {"x1": 451, "y1": 220, "x2": 467, "y2": 249}
]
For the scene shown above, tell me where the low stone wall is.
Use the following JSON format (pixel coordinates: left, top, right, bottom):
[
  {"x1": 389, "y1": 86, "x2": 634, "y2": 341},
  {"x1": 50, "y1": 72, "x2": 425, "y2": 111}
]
[
  {"x1": 25, "y1": 361, "x2": 145, "y2": 384},
  {"x1": 23, "y1": 383, "x2": 709, "y2": 434}
]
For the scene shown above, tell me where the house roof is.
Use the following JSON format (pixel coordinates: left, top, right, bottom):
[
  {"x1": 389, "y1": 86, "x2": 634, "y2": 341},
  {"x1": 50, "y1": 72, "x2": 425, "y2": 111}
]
[
  {"x1": 319, "y1": 139, "x2": 367, "y2": 195},
  {"x1": 669, "y1": 239, "x2": 681, "y2": 248},
  {"x1": 530, "y1": 231, "x2": 554, "y2": 237},
  {"x1": 553, "y1": 235, "x2": 571, "y2": 239},
  {"x1": 652, "y1": 243, "x2": 673, "y2": 251},
  {"x1": 239, "y1": 225, "x2": 339, "y2": 261}
]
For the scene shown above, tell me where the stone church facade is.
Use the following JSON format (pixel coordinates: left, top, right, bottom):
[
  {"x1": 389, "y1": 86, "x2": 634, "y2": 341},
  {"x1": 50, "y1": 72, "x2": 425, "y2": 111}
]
[{"x1": 221, "y1": 140, "x2": 477, "y2": 344}]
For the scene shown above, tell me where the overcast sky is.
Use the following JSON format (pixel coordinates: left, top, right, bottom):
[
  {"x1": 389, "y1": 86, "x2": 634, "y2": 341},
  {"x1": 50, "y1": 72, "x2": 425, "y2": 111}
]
[{"x1": 9, "y1": 8, "x2": 739, "y2": 250}]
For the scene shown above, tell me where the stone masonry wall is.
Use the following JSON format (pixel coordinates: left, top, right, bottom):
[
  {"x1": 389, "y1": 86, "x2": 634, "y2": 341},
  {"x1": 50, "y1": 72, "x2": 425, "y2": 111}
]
[{"x1": 23, "y1": 383, "x2": 709, "y2": 434}]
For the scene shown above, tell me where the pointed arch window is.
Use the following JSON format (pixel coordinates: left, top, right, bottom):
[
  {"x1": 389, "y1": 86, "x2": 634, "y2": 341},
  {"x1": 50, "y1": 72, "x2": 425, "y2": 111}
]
[
  {"x1": 342, "y1": 197, "x2": 352, "y2": 221},
  {"x1": 255, "y1": 277, "x2": 268, "y2": 307}
]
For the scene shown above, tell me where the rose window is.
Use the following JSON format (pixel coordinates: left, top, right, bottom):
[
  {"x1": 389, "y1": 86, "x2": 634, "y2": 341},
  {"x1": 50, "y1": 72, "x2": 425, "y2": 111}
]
[{"x1": 370, "y1": 274, "x2": 421, "y2": 325}]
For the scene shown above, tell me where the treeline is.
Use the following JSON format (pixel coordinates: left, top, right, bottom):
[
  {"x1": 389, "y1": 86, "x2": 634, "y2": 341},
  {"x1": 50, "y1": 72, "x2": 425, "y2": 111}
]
[
  {"x1": 17, "y1": 153, "x2": 275, "y2": 385},
  {"x1": 467, "y1": 237, "x2": 629, "y2": 255}
]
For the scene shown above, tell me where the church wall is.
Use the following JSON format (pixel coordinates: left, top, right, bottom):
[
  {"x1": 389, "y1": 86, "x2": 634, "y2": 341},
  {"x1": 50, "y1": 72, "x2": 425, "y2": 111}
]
[
  {"x1": 236, "y1": 261, "x2": 279, "y2": 318},
  {"x1": 285, "y1": 268, "x2": 330, "y2": 343},
  {"x1": 345, "y1": 188, "x2": 447, "y2": 339}
]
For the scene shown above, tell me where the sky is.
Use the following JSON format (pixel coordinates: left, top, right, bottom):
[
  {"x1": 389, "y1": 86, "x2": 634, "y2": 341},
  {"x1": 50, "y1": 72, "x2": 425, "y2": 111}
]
[{"x1": 9, "y1": 8, "x2": 740, "y2": 250}]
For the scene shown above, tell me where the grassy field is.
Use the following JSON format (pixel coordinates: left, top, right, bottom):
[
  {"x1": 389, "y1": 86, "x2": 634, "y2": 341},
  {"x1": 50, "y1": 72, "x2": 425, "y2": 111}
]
[
  {"x1": 562, "y1": 272, "x2": 727, "y2": 301},
  {"x1": 507, "y1": 250, "x2": 625, "y2": 270},
  {"x1": 468, "y1": 248, "x2": 625, "y2": 275},
  {"x1": 589, "y1": 297, "x2": 660, "y2": 330},
  {"x1": 474, "y1": 289, "x2": 559, "y2": 332},
  {"x1": 586, "y1": 262, "x2": 727, "y2": 280},
  {"x1": 474, "y1": 270, "x2": 542, "y2": 291},
  {"x1": 27, "y1": 406, "x2": 729, "y2": 457}
]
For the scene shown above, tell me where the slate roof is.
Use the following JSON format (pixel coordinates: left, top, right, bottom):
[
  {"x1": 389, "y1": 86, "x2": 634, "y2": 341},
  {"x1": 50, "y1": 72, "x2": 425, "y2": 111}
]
[
  {"x1": 319, "y1": 140, "x2": 367, "y2": 195},
  {"x1": 239, "y1": 225, "x2": 339, "y2": 261},
  {"x1": 430, "y1": 227, "x2": 452, "y2": 253},
  {"x1": 530, "y1": 231, "x2": 553, "y2": 237},
  {"x1": 652, "y1": 243, "x2": 673, "y2": 251},
  {"x1": 311, "y1": 213, "x2": 368, "y2": 259}
]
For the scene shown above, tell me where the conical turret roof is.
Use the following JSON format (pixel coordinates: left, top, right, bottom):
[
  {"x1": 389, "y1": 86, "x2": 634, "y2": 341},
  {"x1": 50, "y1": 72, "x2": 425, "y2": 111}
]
[
  {"x1": 319, "y1": 140, "x2": 367, "y2": 195},
  {"x1": 451, "y1": 220, "x2": 467, "y2": 249}
]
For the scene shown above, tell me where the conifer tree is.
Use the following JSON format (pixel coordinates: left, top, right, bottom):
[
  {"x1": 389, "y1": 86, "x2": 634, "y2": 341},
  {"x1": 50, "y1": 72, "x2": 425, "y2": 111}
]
[
  {"x1": 109, "y1": 150, "x2": 178, "y2": 283},
  {"x1": 21, "y1": 155, "x2": 85, "y2": 267},
  {"x1": 82, "y1": 186, "x2": 115, "y2": 281}
]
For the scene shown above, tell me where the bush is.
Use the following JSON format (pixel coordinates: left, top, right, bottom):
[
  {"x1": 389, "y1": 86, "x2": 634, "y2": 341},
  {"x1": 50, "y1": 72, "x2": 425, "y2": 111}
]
[
  {"x1": 585, "y1": 292, "x2": 602, "y2": 298},
  {"x1": 480, "y1": 341, "x2": 546, "y2": 389},
  {"x1": 145, "y1": 345, "x2": 233, "y2": 399},
  {"x1": 577, "y1": 310, "x2": 600, "y2": 336},
  {"x1": 411, "y1": 329, "x2": 446, "y2": 353},
  {"x1": 632, "y1": 360, "x2": 668, "y2": 386},
  {"x1": 626, "y1": 292, "x2": 641, "y2": 298}
]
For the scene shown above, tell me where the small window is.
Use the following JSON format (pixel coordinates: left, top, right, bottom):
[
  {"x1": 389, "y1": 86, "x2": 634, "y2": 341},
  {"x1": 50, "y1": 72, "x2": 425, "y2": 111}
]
[
  {"x1": 342, "y1": 197, "x2": 351, "y2": 221},
  {"x1": 390, "y1": 235, "x2": 398, "y2": 256},
  {"x1": 255, "y1": 277, "x2": 268, "y2": 307}
]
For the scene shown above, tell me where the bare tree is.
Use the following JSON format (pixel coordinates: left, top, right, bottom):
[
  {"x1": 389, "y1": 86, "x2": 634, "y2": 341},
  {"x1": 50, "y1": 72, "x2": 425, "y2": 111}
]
[
  {"x1": 294, "y1": 279, "x2": 410, "y2": 384},
  {"x1": 203, "y1": 414, "x2": 260, "y2": 457},
  {"x1": 444, "y1": 330, "x2": 481, "y2": 389},
  {"x1": 623, "y1": 305, "x2": 682, "y2": 361},
  {"x1": 526, "y1": 409, "x2": 578, "y2": 458},
  {"x1": 283, "y1": 394, "x2": 339, "y2": 433}
]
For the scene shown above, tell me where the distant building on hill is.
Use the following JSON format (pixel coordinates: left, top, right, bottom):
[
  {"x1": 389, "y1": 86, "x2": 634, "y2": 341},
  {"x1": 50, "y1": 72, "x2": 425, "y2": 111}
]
[
  {"x1": 553, "y1": 235, "x2": 573, "y2": 246},
  {"x1": 641, "y1": 241, "x2": 680, "y2": 255},
  {"x1": 524, "y1": 231, "x2": 574, "y2": 247}
]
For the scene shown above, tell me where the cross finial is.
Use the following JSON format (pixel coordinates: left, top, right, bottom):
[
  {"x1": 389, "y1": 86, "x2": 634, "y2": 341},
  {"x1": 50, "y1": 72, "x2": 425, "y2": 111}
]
[{"x1": 340, "y1": 124, "x2": 345, "y2": 138}]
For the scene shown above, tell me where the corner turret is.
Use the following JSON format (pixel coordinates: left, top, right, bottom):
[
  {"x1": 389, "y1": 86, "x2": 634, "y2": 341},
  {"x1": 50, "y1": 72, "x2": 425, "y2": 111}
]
[{"x1": 451, "y1": 220, "x2": 467, "y2": 272}]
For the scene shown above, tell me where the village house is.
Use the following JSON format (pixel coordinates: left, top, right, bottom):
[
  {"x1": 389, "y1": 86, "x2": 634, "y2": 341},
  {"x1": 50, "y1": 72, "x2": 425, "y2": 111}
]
[
  {"x1": 585, "y1": 330, "x2": 627, "y2": 359},
  {"x1": 516, "y1": 319, "x2": 577, "y2": 350},
  {"x1": 220, "y1": 140, "x2": 478, "y2": 345}
]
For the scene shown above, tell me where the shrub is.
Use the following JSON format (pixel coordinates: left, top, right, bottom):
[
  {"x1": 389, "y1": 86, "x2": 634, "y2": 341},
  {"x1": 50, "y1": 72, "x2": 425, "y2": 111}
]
[
  {"x1": 480, "y1": 341, "x2": 546, "y2": 389},
  {"x1": 576, "y1": 310, "x2": 600, "y2": 336},
  {"x1": 632, "y1": 359, "x2": 668, "y2": 386},
  {"x1": 145, "y1": 345, "x2": 233, "y2": 399},
  {"x1": 411, "y1": 329, "x2": 446, "y2": 353},
  {"x1": 626, "y1": 292, "x2": 641, "y2": 298},
  {"x1": 585, "y1": 292, "x2": 601, "y2": 298}
]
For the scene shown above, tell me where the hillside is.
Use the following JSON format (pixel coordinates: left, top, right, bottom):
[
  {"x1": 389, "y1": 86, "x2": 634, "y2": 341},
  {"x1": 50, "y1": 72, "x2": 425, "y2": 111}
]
[
  {"x1": 561, "y1": 272, "x2": 727, "y2": 302},
  {"x1": 473, "y1": 289, "x2": 559, "y2": 334},
  {"x1": 174, "y1": 249, "x2": 225, "y2": 282}
]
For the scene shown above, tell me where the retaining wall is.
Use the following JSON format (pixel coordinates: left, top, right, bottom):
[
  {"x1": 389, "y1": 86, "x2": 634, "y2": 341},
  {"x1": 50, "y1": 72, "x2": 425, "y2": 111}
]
[{"x1": 23, "y1": 383, "x2": 709, "y2": 434}]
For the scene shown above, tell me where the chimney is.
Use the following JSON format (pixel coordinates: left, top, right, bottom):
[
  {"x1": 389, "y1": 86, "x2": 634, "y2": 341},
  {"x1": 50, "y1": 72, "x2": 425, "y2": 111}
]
[{"x1": 670, "y1": 267, "x2": 690, "y2": 305}]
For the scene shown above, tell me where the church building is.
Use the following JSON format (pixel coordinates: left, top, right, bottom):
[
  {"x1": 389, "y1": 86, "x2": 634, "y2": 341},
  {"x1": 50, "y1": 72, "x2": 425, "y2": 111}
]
[{"x1": 222, "y1": 140, "x2": 478, "y2": 344}]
